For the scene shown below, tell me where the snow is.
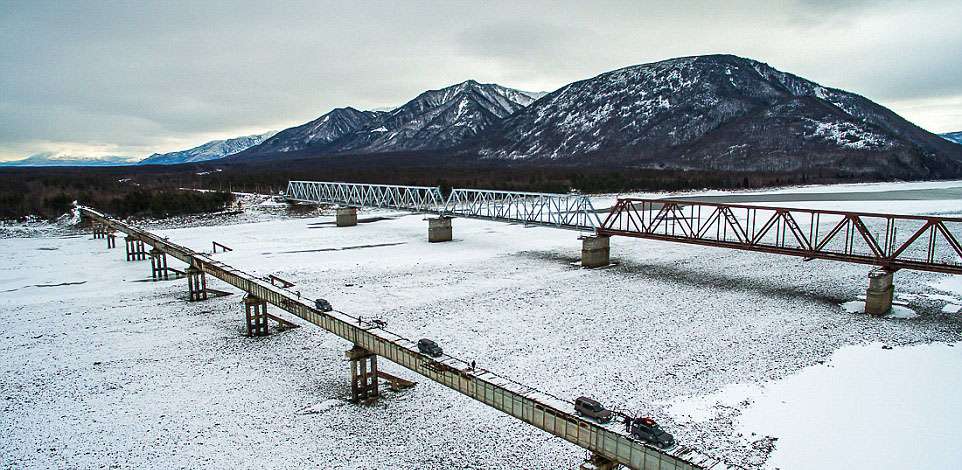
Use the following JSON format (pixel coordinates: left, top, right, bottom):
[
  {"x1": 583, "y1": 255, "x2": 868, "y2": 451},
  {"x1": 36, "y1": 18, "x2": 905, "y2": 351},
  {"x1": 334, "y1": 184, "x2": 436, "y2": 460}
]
[
  {"x1": 739, "y1": 342, "x2": 962, "y2": 470},
  {"x1": 840, "y1": 300, "x2": 919, "y2": 319},
  {"x1": 2, "y1": 180, "x2": 962, "y2": 468}
]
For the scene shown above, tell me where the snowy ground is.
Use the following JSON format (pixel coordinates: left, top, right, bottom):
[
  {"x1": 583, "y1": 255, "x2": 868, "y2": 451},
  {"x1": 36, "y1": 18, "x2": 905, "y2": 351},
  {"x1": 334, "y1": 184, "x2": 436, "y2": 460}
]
[{"x1": 2, "y1": 181, "x2": 962, "y2": 469}]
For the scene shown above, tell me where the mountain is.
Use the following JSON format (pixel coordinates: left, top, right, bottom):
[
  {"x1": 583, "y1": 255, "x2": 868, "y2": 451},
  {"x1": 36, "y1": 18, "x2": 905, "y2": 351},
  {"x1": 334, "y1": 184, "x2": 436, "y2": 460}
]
[
  {"x1": 475, "y1": 54, "x2": 962, "y2": 178},
  {"x1": 244, "y1": 80, "x2": 542, "y2": 156},
  {"x1": 139, "y1": 131, "x2": 276, "y2": 165},
  {"x1": 942, "y1": 132, "x2": 962, "y2": 145},
  {"x1": 248, "y1": 107, "x2": 385, "y2": 155},
  {"x1": 0, "y1": 152, "x2": 137, "y2": 167}
]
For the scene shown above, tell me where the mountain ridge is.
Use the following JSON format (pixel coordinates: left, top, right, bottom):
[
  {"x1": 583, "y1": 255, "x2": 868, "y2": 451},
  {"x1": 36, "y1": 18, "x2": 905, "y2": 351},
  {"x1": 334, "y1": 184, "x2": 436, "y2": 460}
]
[
  {"x1": 469, "y1": 54, "x2": 961, "y2": 178},
  {"x1": 243, "y1": 81, "x2": 543, "y2": 156},
  {"x1": 942, "y1": 131, "x2": 962, "y2": 145},
  {"x1": 139, "y1": 131, "x2": 277, "y2": 165}
]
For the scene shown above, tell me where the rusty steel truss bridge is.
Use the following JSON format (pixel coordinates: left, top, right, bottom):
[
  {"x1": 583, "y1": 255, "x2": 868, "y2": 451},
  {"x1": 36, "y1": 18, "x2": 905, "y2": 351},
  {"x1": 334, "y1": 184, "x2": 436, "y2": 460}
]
[
  {"x1": 285, "y1": 181, "x2": 962, "y2": 275},
  {"x1": 598, "y1": 198, "x2": 962, "y2": 275}
]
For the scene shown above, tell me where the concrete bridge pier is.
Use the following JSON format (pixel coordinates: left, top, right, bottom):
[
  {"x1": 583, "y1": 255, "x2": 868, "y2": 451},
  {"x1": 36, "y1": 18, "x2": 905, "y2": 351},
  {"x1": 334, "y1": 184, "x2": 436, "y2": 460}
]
[
  {"x1": 149, "y1": 248, "x2": 168, "y2": 280},
  {"x1": 187, "y1": 267, "x2": 208, "y2": 301},
  {"x1": 345, "y1": 345, "x2": 379, "y2": 403},
  {"x1": 427, "y1": 216, "x2": 452, "y2": 243},
  {"x1": 580, "y1": 234, "x2": 610, "y2": 268},
  {"x1": 92, "y1": 224, "x2": 106, "y2": 239},
  {"x1": 865, "y1": 268, "x2": 895, "y2": 315},
  {"x1": 124, "y1": 236, "x2": 147, "y2": 261},
  {"x1": 579, "y1": 452, "x2": 617, "y2": 470},
  {"x1": 244, "y1": 294, "x2": 270, "y2": 336},
  {"x1": 106, "y1": 232, "x2": 117, "y2": 249},
  {"x1": 336, "y1": 207, "x2": 357, "y2": 227}
]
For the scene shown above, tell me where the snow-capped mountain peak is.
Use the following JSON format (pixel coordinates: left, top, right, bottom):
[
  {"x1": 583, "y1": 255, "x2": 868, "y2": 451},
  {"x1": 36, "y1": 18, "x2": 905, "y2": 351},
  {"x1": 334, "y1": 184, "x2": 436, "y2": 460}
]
[{"x1": 475, "y1": 54, "x2": 961, "y2": 178}]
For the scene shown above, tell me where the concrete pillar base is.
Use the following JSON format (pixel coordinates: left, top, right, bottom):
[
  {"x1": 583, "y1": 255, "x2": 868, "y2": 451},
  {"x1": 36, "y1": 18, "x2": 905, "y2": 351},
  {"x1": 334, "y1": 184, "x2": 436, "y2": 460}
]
[
  {"x1": 336, "y1": 207, "x2": 358, "y2": 227},
  {"x1": 149, "y1": 248, "x2": 168, "y2": 280},
  {"x1": 427, "y1": 216, "x2": 453, "y2": 243},
  {"x1": 580, "y1": 235, "x2": 610, "y2": 268},
  {"x1": 865, "y1": 268, "x2": 895, "y2": 315},
  {"x1": 244, "y1": 294, "x2": 269, "y2": 336},
  {"x1": 187, "y1": 267, "x2": 208, "y2": 301},
  {"x1": 345, "y1": 345, "x2": 378, "y2": 403}
]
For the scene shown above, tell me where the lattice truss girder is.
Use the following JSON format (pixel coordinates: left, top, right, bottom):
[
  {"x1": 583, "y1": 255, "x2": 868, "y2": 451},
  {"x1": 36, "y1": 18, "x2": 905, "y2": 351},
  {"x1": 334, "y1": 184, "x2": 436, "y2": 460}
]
[
  {"x1": 599, "y1": 199, "x2": 962, "y2": 274},
  {"x1": 285, "y1": 181, "x2": 601, "y2": 230},
  {"x1": 442, "y1": 189, "x2": 600, "y2": 230},
  {"x1": 286, "y1": 181, "x2": 445, "y2": 212}
]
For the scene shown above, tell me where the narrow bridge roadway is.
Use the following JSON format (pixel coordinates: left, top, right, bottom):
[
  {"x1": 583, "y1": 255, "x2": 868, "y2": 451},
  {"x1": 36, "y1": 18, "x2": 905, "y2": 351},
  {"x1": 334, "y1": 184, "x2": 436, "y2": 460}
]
[{"x1": 78, "y1": 206, "x2": 729, "y2": 470}]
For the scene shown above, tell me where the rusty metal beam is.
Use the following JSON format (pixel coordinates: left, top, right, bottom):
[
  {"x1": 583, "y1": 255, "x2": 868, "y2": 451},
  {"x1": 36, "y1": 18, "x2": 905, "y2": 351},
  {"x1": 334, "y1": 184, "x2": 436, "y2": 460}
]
[{"x1": 598, "y1": 198, "x2": 962, "y2": 274}]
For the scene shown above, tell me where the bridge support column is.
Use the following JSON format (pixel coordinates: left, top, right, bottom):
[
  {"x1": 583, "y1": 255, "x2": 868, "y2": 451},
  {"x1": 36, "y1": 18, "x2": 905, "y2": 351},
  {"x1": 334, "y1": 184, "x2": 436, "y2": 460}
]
[
  {"x1": 187, "y1": 267, "x2": 207, "y2": 301},
  {"x1": 149, "y1": 248, "x2": 168, "y2": 280},
  {"x1": 244, "y1": 294, "x2": 270, "y2": 336},
  {"x1": 427, "y1": 216, "x2": 452, "y2": 243},
  {"x1": 865, "y1": 269, "x2": 895, "y2": 315},
  {"x1": 106, "y1": 231, "x2": 117, "y2": 249},
  {"x1": 580, "y1": 452, "x2": 617, "y2": 470},
  {"x1": 336, "y1": 207, "x2": 357, "y2": 227},
  {"x1": 345, "y1": 345, "x2": 378, "y2": 403},
  {"x1": 580, "y1": 235, "x2": 610, "y2": 268},
  {"x1": 125, "y1": 236, "x2": 147, "y2": 261},
  {"x1": 92, "y1": 223, "x2": 105, "y2": 239}
]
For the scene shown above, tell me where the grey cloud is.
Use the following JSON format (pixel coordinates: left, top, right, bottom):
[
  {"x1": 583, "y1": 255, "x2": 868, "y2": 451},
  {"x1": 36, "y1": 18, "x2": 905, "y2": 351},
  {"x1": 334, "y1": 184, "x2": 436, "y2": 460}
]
[{"x1": 1, "y1": 0, "x2": 961, "y2": 161}]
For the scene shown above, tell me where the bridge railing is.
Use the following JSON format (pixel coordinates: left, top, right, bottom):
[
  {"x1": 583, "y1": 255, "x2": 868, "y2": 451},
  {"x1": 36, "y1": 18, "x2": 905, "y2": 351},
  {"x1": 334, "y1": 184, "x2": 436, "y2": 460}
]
[
  {"x1": 441, "y1": 189, "x2": 601, "y2": 231},
  {"x1": 78, "y1": 205, "x2": 726, "y2": 470},
  {"x1": 285, "y1": 180, "x2": 445, "y2": 212},
  {"x1": 598, "y1": 198, "x2": 962, "y2": 274}
]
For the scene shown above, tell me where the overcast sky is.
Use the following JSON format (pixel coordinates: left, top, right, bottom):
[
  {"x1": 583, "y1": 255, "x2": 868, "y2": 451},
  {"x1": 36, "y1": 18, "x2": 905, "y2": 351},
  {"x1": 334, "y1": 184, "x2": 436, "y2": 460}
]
[{"x1": 1, "y1": 0, "x2": 960, "y2": 161}]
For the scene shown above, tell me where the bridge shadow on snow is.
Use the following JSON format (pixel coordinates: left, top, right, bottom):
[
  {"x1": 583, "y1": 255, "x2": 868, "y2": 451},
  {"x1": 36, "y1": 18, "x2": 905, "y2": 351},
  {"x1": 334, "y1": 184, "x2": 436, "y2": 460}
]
[{"x1": 522, "y1": 250, "x2": 855, "y2": 306}]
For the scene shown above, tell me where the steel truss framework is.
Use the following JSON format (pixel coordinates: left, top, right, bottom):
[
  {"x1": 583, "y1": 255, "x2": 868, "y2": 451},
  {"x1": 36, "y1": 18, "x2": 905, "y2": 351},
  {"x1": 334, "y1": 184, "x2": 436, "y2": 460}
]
[
  {"x1": 598, "y1": 198, "x2": 962, "y2": 274},
  {"x1": 286, "y1": 181, "x2": 444, "y2": 212},
  {"x1": 285, "y1": 181, "x2": 601, "y2": 230},
  {"x1": 442, "y1": 189, "x2": 600, "y2": 230}
]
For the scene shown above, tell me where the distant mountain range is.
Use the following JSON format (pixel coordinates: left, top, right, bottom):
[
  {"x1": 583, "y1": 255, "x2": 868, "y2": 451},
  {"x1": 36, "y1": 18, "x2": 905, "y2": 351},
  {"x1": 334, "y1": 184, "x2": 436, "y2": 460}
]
[
  {"x1": 138, "y1": 131, "x2": 277, "y2": 165},
  {"x1": 6, "y1": 54, "x2": 961, "y2": 179},
  {"x1": 1, "y1": 132, "x2": 276, "y2": 167},
  {"x1": 0, "y1": 152, "x2": 138, "y2": 167},
  {"x1": 942, "y1": 131, "x2": 962, "y2": 145},
  {"x1": 245, "y1": 81, "x2": 543, "y2": 156}
]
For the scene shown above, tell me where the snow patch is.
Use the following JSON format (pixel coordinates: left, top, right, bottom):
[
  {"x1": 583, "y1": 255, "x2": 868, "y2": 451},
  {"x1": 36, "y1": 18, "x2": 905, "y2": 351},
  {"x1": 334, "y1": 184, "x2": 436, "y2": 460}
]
[{"x1": 840, "y1": 300, "x2": 918, "y2": 319}]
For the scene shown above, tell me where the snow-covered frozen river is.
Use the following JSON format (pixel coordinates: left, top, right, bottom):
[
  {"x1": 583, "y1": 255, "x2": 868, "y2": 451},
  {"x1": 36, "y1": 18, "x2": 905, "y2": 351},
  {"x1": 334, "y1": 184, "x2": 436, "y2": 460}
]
[{"x1": 2, "y1": 180, "x2": 961, "y2": 469}]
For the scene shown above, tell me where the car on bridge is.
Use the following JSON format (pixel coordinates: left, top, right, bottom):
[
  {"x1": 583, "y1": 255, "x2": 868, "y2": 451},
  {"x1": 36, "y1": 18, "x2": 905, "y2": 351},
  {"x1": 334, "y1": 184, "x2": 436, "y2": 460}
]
[
  {"x1": 574, "y1": 396, "x2": 613, "y2": 423},
  {"x1": 417, "y1": 338, "x2": 443, "y2": 357},
  {"x1": 314, "y1": 298, "x2": 333, "y2": 312},
  {"x1": 630, "y1": 417, "x2": 675, "y2": 449}
]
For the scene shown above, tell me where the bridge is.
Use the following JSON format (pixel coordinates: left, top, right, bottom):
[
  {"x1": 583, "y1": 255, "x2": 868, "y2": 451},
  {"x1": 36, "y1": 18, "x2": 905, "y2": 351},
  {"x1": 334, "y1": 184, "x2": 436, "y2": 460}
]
[
  {"x1": 283, "y1": 181, "x2": 962, "y2": 315},
  {"x1": 597, "y1": 198, "x2": 962, "y2": 275},
  {"x1": 285, "y1": 180, "x2": 601, "y2": 231},
  {"x1": 78, "y1": 206, "x2": 729, "y2": 470}
]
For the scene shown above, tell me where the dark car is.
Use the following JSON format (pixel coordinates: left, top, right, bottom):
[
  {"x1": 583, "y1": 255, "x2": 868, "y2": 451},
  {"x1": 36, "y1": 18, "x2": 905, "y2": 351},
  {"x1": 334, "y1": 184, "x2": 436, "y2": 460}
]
[
  {"x1": 314, "y1": 298, "x2": 333, "y2": 312},
  {"x1": 630, "y1": 417, "x2": 675, "y2": 449},
  {"x1": 574, "y1": 396, "x2": 613, "y2": 423},
  {"x1": 417, "y1": 338, "x2": 443, "y2": 357}
]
